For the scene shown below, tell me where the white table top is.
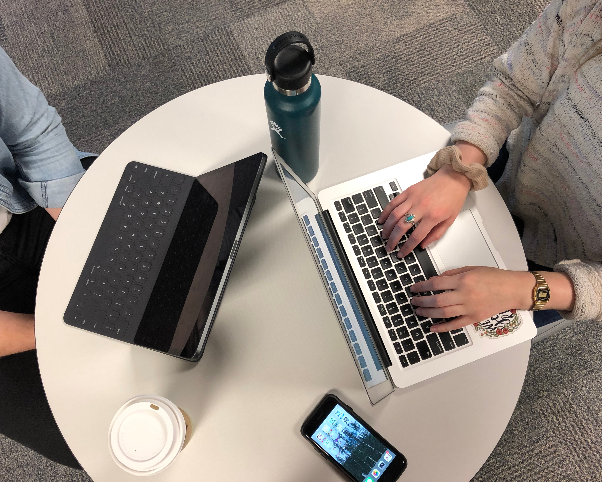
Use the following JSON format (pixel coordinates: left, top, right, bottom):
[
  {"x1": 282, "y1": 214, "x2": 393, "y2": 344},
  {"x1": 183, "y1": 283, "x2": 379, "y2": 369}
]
[{"x1": 36, "y1": 74, "x2": 531, "y2": 482}]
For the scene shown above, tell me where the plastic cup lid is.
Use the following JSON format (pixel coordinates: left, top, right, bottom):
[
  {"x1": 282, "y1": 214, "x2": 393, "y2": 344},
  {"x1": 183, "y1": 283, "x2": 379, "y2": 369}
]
[{"x1": 109, "y1": 395, "x2": 186, "y2": 475}]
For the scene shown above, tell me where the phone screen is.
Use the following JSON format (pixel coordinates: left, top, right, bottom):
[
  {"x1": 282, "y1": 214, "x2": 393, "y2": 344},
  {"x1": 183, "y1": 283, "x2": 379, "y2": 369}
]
[{"x1": 310, "y1": 403, "x2": 397, "y2": 482}]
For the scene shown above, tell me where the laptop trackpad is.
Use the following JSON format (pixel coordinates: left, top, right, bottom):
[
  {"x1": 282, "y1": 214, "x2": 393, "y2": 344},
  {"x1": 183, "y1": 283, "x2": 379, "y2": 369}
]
[{"x1": 430, "y1": 209, "x2": 498, "y2": 272}]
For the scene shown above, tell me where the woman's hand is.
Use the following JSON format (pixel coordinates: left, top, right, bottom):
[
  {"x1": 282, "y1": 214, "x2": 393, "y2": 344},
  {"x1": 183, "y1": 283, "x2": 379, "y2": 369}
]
[
  {"x1": 409, "y1": 267, "x2": 534, "y2": 332},
  {"x1": 378, "y1": 163, "x2": 471, "y2": 257},
  {"x1": 378, "y1": 142, "x2": 487, "y2": 258}
]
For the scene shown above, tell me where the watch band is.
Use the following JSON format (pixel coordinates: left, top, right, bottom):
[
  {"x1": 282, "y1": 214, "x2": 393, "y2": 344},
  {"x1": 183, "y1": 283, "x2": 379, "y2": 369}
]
[{"x1": 530, "y1": 271, "x2": 551, "y2": 311}]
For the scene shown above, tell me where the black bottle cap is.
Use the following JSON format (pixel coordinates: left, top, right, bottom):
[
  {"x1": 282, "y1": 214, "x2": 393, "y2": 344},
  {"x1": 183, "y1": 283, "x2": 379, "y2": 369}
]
[{"x1": 265, "y1": 31, "x2": 315, "y2": 91}]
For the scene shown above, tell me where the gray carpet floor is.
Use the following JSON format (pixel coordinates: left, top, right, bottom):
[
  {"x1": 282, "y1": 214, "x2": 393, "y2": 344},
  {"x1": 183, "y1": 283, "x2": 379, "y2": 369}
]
[{"x1": 2, "y1": 0, "x2": 601, "y2": 481}]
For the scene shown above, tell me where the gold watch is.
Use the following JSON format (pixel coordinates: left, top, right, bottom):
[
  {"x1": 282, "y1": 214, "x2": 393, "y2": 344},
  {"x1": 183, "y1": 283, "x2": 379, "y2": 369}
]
[{"x1": 530, "y1": 272, "x2": 550, "y2": 311}]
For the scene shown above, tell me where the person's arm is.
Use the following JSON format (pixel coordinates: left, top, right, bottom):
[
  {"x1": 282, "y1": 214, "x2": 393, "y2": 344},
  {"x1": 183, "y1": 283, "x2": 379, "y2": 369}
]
[
  {"x1": 0, "y1": 47, "x2": 84, "y2": 210},
  {"x1": 451, "y1": 0, "x2": 568, "y2": 165},
  {"x1": 0, "y1": 311, "x2": 35, "y2": 356},
  {"x1": 408, "y1": 256, "x2": 602, "y2": 331}
]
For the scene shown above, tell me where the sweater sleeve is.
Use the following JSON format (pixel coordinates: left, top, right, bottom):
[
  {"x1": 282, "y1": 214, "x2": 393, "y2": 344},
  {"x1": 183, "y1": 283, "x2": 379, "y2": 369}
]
[
  {"x1": 554, "y1": 260, "x2": 602, "y2": 322},
  {"x1": 450, "y1": 0, "x2": 566, "y2": 166}
]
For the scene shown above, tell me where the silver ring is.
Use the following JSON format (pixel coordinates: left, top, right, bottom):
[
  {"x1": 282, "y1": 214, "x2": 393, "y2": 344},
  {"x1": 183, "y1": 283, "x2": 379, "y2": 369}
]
[{"x1": 403, "y1": 213, "x2": 417, "y2": 225}]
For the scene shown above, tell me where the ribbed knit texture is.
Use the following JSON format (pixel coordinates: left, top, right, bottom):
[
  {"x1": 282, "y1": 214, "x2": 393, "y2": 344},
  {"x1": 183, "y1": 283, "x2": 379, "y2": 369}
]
[{"x1": 451, "y1": 0, "x2": 602, "y2": 321}]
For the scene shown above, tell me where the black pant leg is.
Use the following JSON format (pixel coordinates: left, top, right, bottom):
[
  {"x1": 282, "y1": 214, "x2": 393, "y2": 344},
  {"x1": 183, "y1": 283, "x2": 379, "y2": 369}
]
[{"x1": 0, "y1": 208, "x2": 82, "y2": 470}]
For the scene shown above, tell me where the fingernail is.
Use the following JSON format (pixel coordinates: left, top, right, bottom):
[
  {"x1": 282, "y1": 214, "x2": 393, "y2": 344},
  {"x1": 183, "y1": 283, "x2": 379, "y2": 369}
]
[
  {"x1": 430, "y1": 325, "x2": 440, "y2": 333},
  {"x1": 410, "y1": 284, "x2": 416, "y2": 292}
]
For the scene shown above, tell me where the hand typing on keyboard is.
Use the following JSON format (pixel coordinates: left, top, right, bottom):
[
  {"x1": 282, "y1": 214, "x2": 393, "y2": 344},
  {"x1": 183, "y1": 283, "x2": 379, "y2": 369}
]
[
  {"x1": 378, "y1": 143, "x2": 486, "y2": 258},
  {"x1": 409, "y1": 266, "x2": 542, "y2": 332}
]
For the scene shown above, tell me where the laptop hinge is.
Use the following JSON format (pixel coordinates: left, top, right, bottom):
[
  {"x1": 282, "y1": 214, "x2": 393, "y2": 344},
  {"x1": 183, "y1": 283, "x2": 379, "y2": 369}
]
[{"x1": 322, "y1": 210, "x2": 392, "y2": 368}]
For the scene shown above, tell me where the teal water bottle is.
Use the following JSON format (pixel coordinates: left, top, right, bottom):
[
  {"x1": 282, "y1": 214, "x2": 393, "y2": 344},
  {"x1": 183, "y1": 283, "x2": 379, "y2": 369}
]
[{"x1": 264, "y1": 31, "x2": 321, "y2": 183}]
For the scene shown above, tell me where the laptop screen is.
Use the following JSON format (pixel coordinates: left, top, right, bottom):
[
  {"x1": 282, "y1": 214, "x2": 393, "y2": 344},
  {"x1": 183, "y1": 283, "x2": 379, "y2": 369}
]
[{"x1": 278, "y1": 163, "x2": 388, "y2": 389}]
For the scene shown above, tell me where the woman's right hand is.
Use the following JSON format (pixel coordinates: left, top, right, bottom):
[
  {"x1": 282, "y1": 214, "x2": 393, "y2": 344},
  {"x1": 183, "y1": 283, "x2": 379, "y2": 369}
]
[{"x1": 378, "y1": 142, "x2": 487, "y2": 258}]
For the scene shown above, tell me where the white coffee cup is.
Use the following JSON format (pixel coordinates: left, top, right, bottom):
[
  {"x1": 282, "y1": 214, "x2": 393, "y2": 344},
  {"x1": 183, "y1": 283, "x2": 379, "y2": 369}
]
[{"x1": 109, "y1": 395, "x2": 192, "y2": 476}]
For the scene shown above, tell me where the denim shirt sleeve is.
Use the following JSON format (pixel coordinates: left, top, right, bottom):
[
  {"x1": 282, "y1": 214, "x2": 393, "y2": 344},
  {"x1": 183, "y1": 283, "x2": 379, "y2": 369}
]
[{"x1": 0, "y1": 47, "x2": 84, "y2": 210}]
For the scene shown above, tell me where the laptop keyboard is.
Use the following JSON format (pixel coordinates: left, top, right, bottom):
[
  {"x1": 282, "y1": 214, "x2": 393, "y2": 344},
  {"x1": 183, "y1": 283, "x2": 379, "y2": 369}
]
[{"x1": 334, "y1": 180, "x2": 471, "y2": 369}]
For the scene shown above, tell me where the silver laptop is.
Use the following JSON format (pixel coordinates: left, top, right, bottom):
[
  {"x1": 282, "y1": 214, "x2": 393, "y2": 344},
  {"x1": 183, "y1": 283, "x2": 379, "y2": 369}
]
[{"x1": 275, "y1": 150, "x2": 536, "y2": 404}]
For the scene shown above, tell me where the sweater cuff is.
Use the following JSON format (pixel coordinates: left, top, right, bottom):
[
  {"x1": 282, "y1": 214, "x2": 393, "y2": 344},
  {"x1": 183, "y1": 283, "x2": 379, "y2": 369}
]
[
  {"x1": 450, "y1": 120, "x2": 503, "y2": 168},
  {"x1": 554, "y1": 259, "x2": 602, "y2": 322}
]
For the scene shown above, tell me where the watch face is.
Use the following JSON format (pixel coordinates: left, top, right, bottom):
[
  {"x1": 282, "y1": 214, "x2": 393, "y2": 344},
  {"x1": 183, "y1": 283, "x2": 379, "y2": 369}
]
[{"x1": 536, "y1": 288, "x2": 550, "y2": 302}]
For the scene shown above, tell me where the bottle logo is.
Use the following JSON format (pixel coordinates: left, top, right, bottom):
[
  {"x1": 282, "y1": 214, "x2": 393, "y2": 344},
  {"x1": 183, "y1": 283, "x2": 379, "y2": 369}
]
[{"x1": 270, "y1": 121, "x2": 286, "y2": 139}]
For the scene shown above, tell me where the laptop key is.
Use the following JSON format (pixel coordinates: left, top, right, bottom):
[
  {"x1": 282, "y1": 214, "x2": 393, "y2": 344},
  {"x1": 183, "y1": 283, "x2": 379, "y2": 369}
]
[
  {"x1": 376, "y1": 279, "x2": 388, "y2": 291},
  {"x1": 386, "y1": 303, "x2": 399, "y2": 314},
  {"x1": 402, "y1": 338, "x2": 415, "y2": 352},
  {"x1": 407, "y1": 351, "x2": 421, "y2": 365},
  {"x1": 389, "y1": 181, "x2": 398, "y2": 191},
  {"x1": 343, "y1": 222, "x2": 352, "y2": 233},
  {"x1": 370, "y1": 236, "x2": 382, "y2": 247},
  {"x1": 390, "y1": 281, "x2": 402, "y2": 292},
  {"x1": 416, "y1": 340, "x2": 432, "y2": 360},
  {"x1": 382, "y1": 316, "x2": 391, "y2": 328},
  {"x1": 352, "y1": 194, "x2": 364, "y2": 205},
  {"x1": 358, "y1": 256, "x2": 366, "y2": 267},
  {"x1": 411, "y1": 328, "x2": 424, "y2": 341},
  {"x1": 361, "y1": 214, "x2": 373, "y2": 225},
  {"x1": 373, "y1": 292, "x2": 382, "y2": 303},
  {"x1": 400, "y1": 305, "x2": 413, "y2": 317},
  {"x1": 361, "y1": 246, "x2": 374, "y2": 257},
  {"x1": 421, "y1": 321, "x2": 433, "y2": 334},
  {"x1": 348, "y1": 234, "x2": 356, "y2": 244},
  {"x1": 370, "y1": 208, "x2": 381, "y2": 220},
  {"x1": 366, "y1": 256, "x2": 378, "y2": 268},
  {"x1": 357, "y1": 234, "x2": 369, "y2": 245},
  {"x1": 352, "y1": 224, "x2": 364, "y2": 235},
  {"x1": 453, "y1": 333, "x2": 470, "y2": 347},
  {"x1": 371, "y1": 268, "x2": 384, "y2": 279},
  {"x1": 408, "y1": 264, "x2": 422, "y2": 276},
  {"x1": 339, "y1": 212, "x2": 347, "y2": 222},
  {"x1": 357, "y1": 204, "x2": 368, "y2": 215},
  {"x1": 385, "y1": 269, "x2": 397, "y2": 281},
  {"x1": 426, "y1": 333, "x2": 444, "y2": 356},
  {"x1": 342, "y1": 197, "x2": 355, "y2": 213},
  {"x1": 395, "y1": 263, "x2": 408, "y2": 274},
  {"x1": 375, "y1": 247, "x2": 387, "y2": 258},
  {"x1": 381, "y1": 290, "x2": 393, "y2": 303},
  {"x1": 413, "y1": 275, "x2": 425, "y2": 283},
  {"x1": 362, "y1": 268, "x2": 371, "y2": 279},
  {"x1": 400, "y1": 274, "x2": 413, "y2": 286},
  {"x1": 334, "y1": 201, "x2": 342, "y2": 211},
  {"x1": 396, "y1": 326, "x2": 410, "y2": 339},
  {"x1": 405, "y1": 316, "x2": 419, "y2": 329},
  {"x1": 380, "y1": 257, "x2": 392, "y2": 269},
  {"x1": 438, "y1": 331, "x2": 456, "y2": 351},
  {"x1": 377, "y1": 304, "x2": 387, "y2": 316},
  {"x1": 393, "y1": 342, "x2": 403, "y2": 354},
  {"x1": 399, "y1": 354, "x2": 409, "y2": 368},
  {"x1": 388, "y1": 329, "x2": 398, "y2": 341},
  {"x1": 373, "y1": 186, "x2": 389, "y2": 210},
  {"x1": 353, "y1": 245, "x2": 361, "y2": 256},
  {"x1": 365, "y1": 225, "x2": 378, "y2": 236},
  {"x1": 348, "y1": 213, "x2": 360, "y2": 224},
  {"x1": 367, "y1": 280, "x2": 376, "y2": 291},
  {"x1": 391, "y1": 314, "x2": 404, "y2": 327},
  {"x1": 395, "y1": 292, "x2": 408, "y2": 304}
]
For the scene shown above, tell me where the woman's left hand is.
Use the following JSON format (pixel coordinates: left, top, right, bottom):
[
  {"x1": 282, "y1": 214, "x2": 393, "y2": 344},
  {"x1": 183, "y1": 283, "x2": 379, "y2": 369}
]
[{"x1": 410, "y1": 266, "x2": 533, "y2": 332}]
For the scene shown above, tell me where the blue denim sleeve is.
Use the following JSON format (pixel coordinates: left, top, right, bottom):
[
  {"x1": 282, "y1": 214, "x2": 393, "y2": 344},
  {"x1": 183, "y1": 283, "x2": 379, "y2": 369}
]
[{"x1": 0, "y1": 47, "x2": 84, "y2": 208}]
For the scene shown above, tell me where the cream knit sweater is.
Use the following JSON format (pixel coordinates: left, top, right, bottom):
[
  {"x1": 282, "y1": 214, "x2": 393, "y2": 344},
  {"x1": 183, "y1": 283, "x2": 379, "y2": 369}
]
[{"x1": 451, "y1": 0, "x2": 602, "y2": 321}]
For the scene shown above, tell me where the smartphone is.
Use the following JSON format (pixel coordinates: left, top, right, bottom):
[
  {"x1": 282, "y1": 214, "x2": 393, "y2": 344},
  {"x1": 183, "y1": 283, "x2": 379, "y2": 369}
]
[{"x1": 301, "y1": 394, "x2": 407, "y2": 482}]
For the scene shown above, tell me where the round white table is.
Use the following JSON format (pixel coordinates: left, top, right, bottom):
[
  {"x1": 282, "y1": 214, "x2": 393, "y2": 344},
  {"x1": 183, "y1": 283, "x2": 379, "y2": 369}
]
[{"x1": 36, "y1": 75, "x2": 531, "y2": 481}]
